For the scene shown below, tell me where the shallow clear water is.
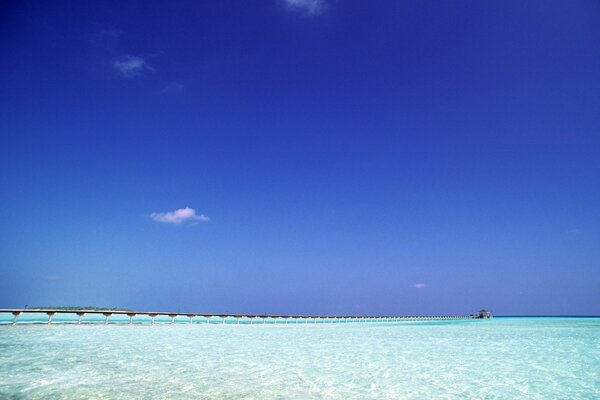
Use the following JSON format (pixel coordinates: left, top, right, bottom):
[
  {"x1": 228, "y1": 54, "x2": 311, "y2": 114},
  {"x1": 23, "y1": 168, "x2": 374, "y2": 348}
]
[{"x1": 0, "y1": 317, "x2": 599, "y2": 399}]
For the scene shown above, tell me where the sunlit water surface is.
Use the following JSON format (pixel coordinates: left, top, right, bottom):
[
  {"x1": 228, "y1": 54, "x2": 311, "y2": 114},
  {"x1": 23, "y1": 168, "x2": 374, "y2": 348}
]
[{"x1": 1, "y1": 317, "x2": 599, "y2": 399}]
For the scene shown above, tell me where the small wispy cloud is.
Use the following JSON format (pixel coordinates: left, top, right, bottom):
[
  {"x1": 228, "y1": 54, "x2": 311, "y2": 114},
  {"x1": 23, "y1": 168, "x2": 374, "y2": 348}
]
[
  {"x1": 282, "y1": 0, "x2": 326, "y2": 16},
  {"x1": 413, "y1": 283, "x2": 426, "y2": 289},
  {"x1": 99, "y1": 26, "x2": 122, "y2": 40},
  {"x1": 566, "y1": 228, "x2": 582, "y2": 235},
  {"x1": 162, "y1": 82, "x2": 185, "y2": 93},
  {"x1": 150, "y1": 207, "x2": 209, "y2": 224},
  {"x1": 112, "y1": 55, "x2": 154, "y2": 78}
]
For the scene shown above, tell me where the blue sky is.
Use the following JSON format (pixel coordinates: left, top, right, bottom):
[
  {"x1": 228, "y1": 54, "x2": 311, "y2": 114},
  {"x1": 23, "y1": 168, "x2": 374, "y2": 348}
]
[{"x1": 1, "y1": 0, "x2": 599, "y2": 315}]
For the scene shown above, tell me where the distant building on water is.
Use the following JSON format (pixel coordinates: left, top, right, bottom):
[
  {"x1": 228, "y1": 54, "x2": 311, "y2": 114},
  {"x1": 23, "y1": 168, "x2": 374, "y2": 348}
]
[{"x1": 473, "y1": 309, "x2": 492, "y2": 319}]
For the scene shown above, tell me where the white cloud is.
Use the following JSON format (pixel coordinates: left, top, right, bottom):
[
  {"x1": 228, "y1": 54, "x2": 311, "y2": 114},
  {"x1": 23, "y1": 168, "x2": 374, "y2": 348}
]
[
  {"x1": 99, "y1": 27, "x2": 122, "y2": 40},
  {"x1": 282, "y1": 0, "x2": 326, "y2": 16},
  {"x1": 150, "y1": 207, "x2": 209, "y2": 224},
  {"x1": 162, "y1": 82, "x2": 185, "y2": 93},
  {"x1": 112, "y1": 55, "x2": 154, "y2": 77},
  {"x1": 413, "y1": 283, "x2": 425, "y2": 289}
]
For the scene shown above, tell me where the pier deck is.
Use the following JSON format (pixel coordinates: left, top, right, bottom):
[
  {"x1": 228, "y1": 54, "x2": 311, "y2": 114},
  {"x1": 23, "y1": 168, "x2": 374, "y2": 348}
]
[{"x1": 1, "y1": 308, "x2": 477, "y2": 325}]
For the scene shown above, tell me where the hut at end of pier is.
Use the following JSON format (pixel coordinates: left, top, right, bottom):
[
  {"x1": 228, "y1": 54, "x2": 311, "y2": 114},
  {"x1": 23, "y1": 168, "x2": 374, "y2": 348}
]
[{"x1": 474, "y1": 309, "x2": 492, "y2": 319}]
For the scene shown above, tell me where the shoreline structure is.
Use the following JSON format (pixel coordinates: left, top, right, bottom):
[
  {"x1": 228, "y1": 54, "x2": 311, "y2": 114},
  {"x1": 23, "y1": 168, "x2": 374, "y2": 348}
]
[{"x1": 0, "y1": 308, "x2": 490, "y2": 325}]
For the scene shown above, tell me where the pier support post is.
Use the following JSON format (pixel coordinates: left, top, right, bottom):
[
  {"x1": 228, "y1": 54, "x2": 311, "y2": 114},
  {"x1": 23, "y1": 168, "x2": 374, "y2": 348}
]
[
  {"x1": 12, "y1": 311, "x2": 21, "y2": 325},
  {"x1": 103, "y1": 313, "x2": 112, "y2": 325},
  {"x1": 169, "y1": 314, "x2": 177, "y2": 324},
  {"x1": 77, "y1": 312, "x2": 86, "y2": 325},
  {"x1": 150, "y1": 314, "x2": 157, "y2": 325},
  {"x1": 47, "y1": 312, "x2": 56, "y2": 324},
  {"x1": 127, "y1": 313, "x2": 136, "y2": 325},
  {"x1": 187, "y1": 315, "x2": 194, "y2": 324}
]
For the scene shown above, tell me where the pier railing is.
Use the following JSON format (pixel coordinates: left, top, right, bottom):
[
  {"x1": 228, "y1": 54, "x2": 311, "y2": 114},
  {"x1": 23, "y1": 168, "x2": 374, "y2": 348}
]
[{"x1": 0, "y1": 309, "x2": 477, "y2": 325}]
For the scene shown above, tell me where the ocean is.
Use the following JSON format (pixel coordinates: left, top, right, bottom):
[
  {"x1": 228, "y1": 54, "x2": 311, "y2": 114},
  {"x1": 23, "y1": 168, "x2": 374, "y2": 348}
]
[{"x1": 1, "y1": 316, "x2": 599, "y2": 399}]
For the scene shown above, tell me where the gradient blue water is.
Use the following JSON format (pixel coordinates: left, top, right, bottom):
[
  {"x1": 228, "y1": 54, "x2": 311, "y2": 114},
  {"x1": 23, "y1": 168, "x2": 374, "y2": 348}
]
[{"x1": 1, "y1": 317, "x2": 599, "y2": 399}]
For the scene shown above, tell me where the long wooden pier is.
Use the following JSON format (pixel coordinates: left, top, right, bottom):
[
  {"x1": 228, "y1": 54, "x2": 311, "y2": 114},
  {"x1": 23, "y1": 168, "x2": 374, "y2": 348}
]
[{"x1": 0, "y1": 308, "x2": 479, "y2": 325}]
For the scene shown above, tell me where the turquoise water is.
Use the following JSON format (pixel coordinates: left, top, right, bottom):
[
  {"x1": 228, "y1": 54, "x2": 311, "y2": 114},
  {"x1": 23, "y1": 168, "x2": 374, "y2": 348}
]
[{"x1": 0, "y1": 317, "x2": 599, "y2": 399}]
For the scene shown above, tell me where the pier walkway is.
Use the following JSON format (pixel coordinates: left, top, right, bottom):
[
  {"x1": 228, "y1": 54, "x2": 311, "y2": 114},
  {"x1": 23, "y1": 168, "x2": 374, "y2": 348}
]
[{"x1": 1, "y1": 308, "x2": 477, "y2": 325}]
